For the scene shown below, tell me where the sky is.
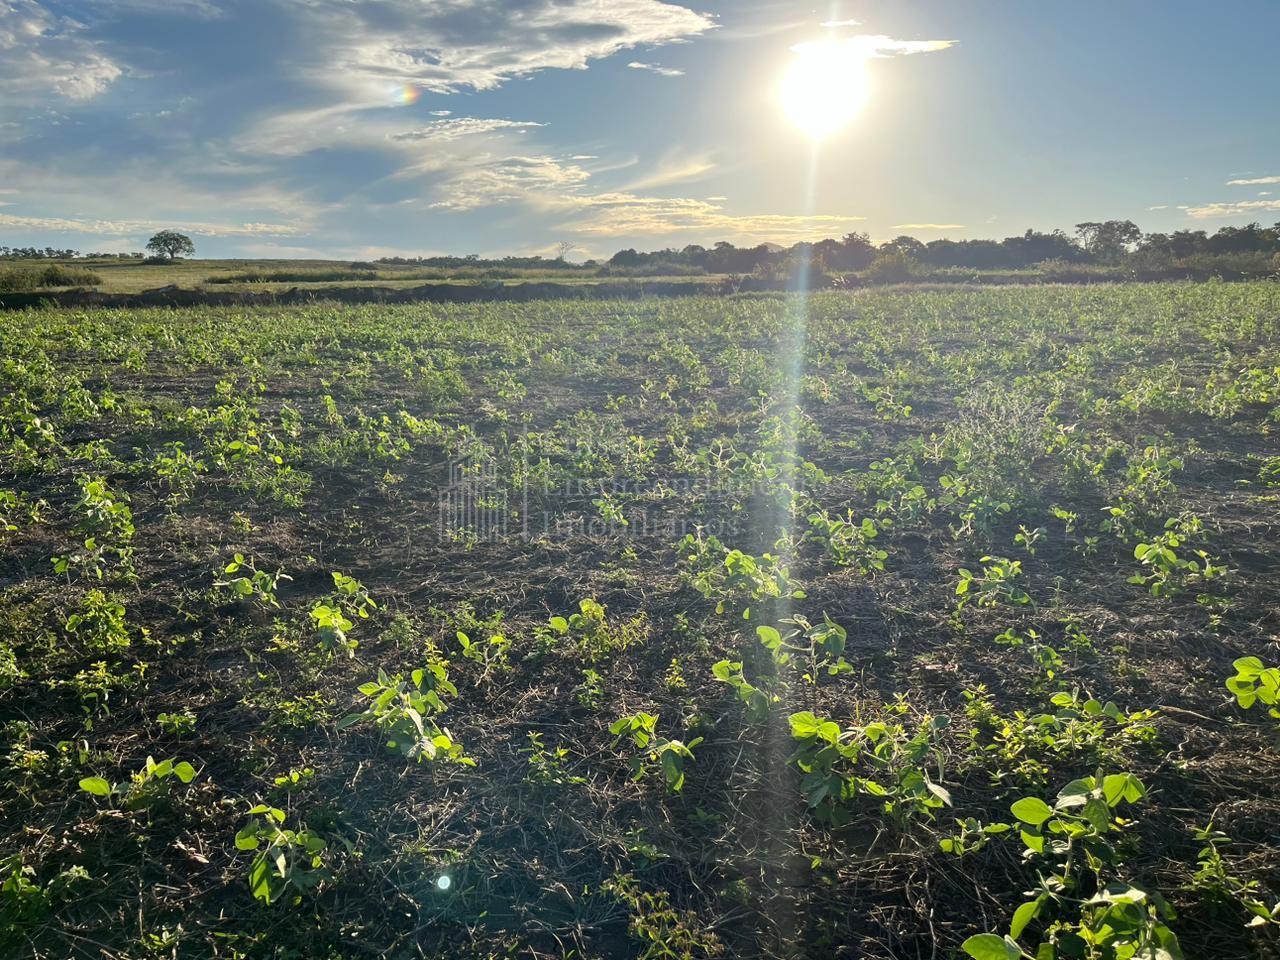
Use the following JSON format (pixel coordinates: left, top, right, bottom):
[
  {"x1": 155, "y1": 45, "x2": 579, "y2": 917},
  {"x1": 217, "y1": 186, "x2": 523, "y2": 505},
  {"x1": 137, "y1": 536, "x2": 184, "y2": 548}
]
[{"x1": 1, "y1": 0, "x2": 1278, "y2": 260}]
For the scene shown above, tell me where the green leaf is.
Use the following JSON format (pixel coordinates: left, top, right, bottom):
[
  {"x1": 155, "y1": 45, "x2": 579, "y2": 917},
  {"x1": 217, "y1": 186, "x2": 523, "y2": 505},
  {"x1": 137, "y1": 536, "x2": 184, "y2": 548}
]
[
  {"x1": 962, "y1": 933, "x2": 1021, "y2": 960},
  {"x1": 1232, "y1": 656, "x2": 1265, "y2": 677},
  {"x1": 608, "y1": 716, "x2": 631, "y2": 736},
  {"x1": 79, "y1": 776, "x2": 112, "y2": 797},
  {"x1": 1102, "y1": 772, "x2": 1146, "y2": 806},
  {"x1": 1010, "y1": 896, "x2": 1043, "y2": 939},
  {"x1": 173, "y1": 761, "x2": 197, "y2": 783},
  {"x1": 1010, "y1": 796, "x2": 1053, "y2": 826},
  {"x1": 248, "y1": 855, "x2": 274, "y2": 903}
]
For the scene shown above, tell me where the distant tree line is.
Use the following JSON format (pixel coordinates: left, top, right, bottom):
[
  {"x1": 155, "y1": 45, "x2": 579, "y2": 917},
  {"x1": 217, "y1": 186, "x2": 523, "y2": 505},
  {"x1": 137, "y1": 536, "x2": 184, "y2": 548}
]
[
  {"x1": 604, "y1": 220, "x2": 1280, "y2": 276},
  {"x1": 0, "y1": 247, "x2": 144, "y2": 260},
  {"x1": 375, "y1": 253, "x2": 583, "y2": 270},
  {"x1": 6, "y1": 219, "x2": 1280, "y2": 281}
]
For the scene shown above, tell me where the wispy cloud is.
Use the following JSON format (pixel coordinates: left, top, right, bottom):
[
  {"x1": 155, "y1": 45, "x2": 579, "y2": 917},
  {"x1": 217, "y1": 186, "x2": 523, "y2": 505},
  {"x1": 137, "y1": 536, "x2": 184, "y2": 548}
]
[
  {"x1": 1184, "y1": 199, "x2": 1280, "y2": 219},
  {"x1": 0, "y1": 213, "x2": 300, "y2": 237},
  {"x1": 1146, "y1": 205, "x2": 1169, "y2": 211},
  {"x1": 559, "y1": 193, "x2": 867, "y2": 242},
  {"x1": 1226, "y1": 175, "x2": 1280, "y2": 186},
  {"x1": 844, "y1": 35, "x2": 957, "y2": 57},
  {"x1": 391, "y1": 118, "x2": 545, "y2": 143},
  {"x1": 417, "y1": 149, "x2": 865, "y2": 245},
  {"x1": 891, "y1": 223, "x2": 964, "y2": 230},
  {"x1": 627, "y1": 61, "x2": 684, "y2": 77},
  {"x1": 305, "y1": 0, "x2": 713, "y2": 95},
  {"x1": 623, "y1": 151, "x2": 717, "y2": 191},
  {"x1": 428, "y1": 155, "x2": 593, "y2": 211},
  {"x1": 820, "y1": 19, "x2": 862, "y2": 28}
]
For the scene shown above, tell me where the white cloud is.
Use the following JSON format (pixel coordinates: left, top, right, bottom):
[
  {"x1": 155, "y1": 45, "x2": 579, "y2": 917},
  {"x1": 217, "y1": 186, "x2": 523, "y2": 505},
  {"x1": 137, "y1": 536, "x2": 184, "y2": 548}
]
[
  {"x1": 80, "y1": 0, "x2": 223, "y2": 14},
  {"x1": 1226, "y1": 175, "x2": 1280, "y2": 186},
  {"x1": 0, "y1": 1, "x2": 123, "y2": 102},
  {"x1": 1146, "y1": 205, "x2": 1169, "y2": 211},
  {"x1": 820, "y1": 19, "x2": 862, "y2": 28},
  {"x1": 1184, "y1": 199, "x2": 1280, "y2": 219},
  {"x1": 0, "y1": 212, "x2": 300, "y2": 237},
  {"x1": 557, "y1": 192, "x2": 867, "y2": 242},
  {"x1": 891, "y1": 223, "x2": 964, "y2": 230},
  {"x1": 429, "y1": 109, "x2": 452, "y2": 117},
  {"x1": 391, "y1": 118, "x2": 545, "y2": 143},
  {"x1": 627, "y1": 61, "x2": 685, "y2": 77},
  {"x1": 840, "y1": 35, "x2": 956, "y2": 57},
  {"x1": 429, "y1": 155, "x2": 593, "y2": 211},
  {"x1": 302, "y1": 0, "x2": 713, "y2": 96},
  {"x1": 0, "y1": 0, "x2": 123, "y2": 101},
  {"x1": 421, "y1": 147, "x2": 864, "y2": 244}
]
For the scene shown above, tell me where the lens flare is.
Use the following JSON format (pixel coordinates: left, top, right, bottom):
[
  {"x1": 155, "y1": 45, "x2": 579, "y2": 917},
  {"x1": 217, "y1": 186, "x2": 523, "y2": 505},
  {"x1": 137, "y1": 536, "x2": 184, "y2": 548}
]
[{"x1": 435, "y1": 874, "x2": 452, "y2": 891}]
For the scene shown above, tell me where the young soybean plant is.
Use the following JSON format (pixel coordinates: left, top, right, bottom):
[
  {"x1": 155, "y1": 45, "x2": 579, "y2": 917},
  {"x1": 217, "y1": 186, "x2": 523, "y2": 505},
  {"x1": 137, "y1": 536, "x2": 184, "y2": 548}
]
[
  {"x1": 311, "y1": 571, "x2": 377, "y2": 659},
  {"x1": 79, "y1": 756, "x2": 197, "y2": 810},
  {"x1": 338, "y1": 666, "x2": 473, "y2": 766},
  {"x1": 955, "y1": 556, "x2": 1031, "y2": 610},
  {"x1": 609, "y1": 713, "x2": 701, "y2": 793},
  {"x1": 215, "y1": 554, "x2": 291, "y2": 609},
  {"x1": 787, "y1": 710, "x2": 952, "y2": 829},
  {"x1": 711, "y1": 659, "x2": 773, "y2": 724},
  {"x1": 234, "y1": 805, "x2": 329, "y2": 905},
  {"x1": 456, "y1": 630, "x2": 511, "y2": 681},
  {"x1": 963, "y1": 772, "x2": 1184, "y2": 960},
  {"x1": 1225, "y1": 656, "x2": 1279, "y2": 726},
  {"x1": 756, "y1": 613, "x2": 854, "y2": 681}
]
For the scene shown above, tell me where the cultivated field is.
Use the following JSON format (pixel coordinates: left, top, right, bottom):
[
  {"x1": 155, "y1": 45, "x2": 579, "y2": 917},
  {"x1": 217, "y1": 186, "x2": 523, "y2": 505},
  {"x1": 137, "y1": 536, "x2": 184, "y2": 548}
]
[{"x1": 1, "y1": 284, "x2": 1278, "y2": 959}]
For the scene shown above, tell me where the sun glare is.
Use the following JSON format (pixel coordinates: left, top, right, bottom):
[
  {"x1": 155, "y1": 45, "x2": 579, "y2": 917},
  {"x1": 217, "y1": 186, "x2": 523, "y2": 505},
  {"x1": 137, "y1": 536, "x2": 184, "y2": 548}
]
[{"x1": 779, "y1": 40, "x2": 870, "y2": 139}]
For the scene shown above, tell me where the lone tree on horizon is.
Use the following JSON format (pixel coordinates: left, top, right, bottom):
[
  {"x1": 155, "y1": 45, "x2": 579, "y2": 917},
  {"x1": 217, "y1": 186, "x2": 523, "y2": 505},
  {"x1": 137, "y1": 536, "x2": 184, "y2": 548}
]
[{"x1": 146, "y1": 230, "x2": 195, "y2": 260}]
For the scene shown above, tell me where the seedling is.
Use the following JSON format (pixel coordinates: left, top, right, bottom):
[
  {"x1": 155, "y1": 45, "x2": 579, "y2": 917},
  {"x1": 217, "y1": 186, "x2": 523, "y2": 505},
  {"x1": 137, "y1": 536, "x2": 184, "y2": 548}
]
[
  {"x1": 711, "y1": 660, "x2": 772, "y2": 724},
  {"x1": 522, "y1": 732, "x2": 585, "y2": 786},
  {"x1": 964, "y1": 772, "x2": 1183, "y2": 960},
  {"x1": 1129, "y1": 515, "x2": 1225, "y2": 597},
  {"x1": 755, "y1": 613, "x2": 853, "y2": 680},
  {"x1": 234, "y1": 805, "x2": 329, "y2": 905},
  {"x1": 609, "y1": 713, "x2": 701, "y2": 793},
  {"x1": 1225, "y1": 656, "x2": 1279, "y2": 724},
  {"x1": 156, "y1": 710, "x2": 197, "y2": 736},
  {"x1": 956, "y1": 556, "x2": 1030, "y2": 609},
  {"x1": 79, "y1": 755, "x2": 197, "y2": 810},
  {"x1": 805, "y1": 509, "x2": 888, "y2": 574},
  {"x1": 788, "y1": 710, "x2": 952, "y2": 828},
  {"x1": 215, "y1": 554, "x2": 291, "y2": 609},
  {"x1": 64, "y1": 590, "x2": 134, "y2": 654},
  {"x1": 338, "y1": 666, "x2": 472, "y2": 766},
  {"x1": 456, "y1": 630, "x2": 511, "y2": 680}
]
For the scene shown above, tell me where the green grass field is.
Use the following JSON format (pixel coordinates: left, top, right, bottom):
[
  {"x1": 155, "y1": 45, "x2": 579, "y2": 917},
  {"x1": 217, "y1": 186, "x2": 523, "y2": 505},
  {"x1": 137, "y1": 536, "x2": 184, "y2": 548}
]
[{"x1": 1, "y1": 284, "x2": 1278, "y2": 959}]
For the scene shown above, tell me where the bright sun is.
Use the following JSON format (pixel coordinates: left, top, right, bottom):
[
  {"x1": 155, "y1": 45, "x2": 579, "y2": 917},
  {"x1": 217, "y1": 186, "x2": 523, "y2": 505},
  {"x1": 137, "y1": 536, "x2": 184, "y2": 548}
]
[{"x1": 779, "y1": 40, "x2": 870, "y2": 139}]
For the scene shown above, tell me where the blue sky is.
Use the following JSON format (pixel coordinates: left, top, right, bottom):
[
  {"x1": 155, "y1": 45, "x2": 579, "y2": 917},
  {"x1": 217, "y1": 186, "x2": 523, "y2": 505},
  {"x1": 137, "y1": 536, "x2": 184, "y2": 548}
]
[{"x1": 1, "y1": 0, "x2": 1278, "y2": 259}]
